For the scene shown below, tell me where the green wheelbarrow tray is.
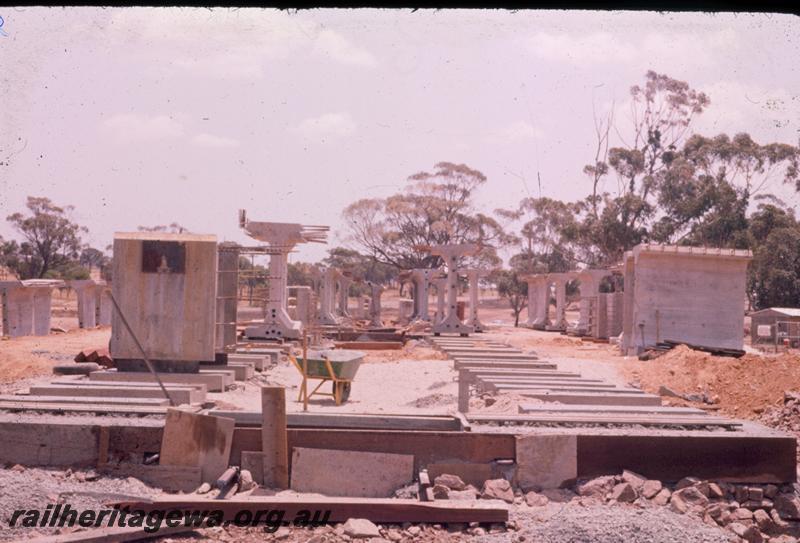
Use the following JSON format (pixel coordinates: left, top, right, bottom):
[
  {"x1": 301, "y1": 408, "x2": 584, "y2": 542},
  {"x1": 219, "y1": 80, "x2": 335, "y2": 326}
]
[{"x1": 295, "y1": 349, "x2": 364, "y2": 381}]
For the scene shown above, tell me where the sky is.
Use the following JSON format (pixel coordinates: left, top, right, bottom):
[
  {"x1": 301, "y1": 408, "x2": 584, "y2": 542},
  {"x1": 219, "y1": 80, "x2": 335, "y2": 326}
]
[{"x1": 1, "y1": 8, "x2": 798, "y2": 263}]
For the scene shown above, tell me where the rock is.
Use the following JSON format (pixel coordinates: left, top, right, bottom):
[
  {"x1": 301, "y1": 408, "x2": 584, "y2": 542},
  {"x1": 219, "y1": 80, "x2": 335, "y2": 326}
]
[
  {"x1": 238, "y1": 469, "x2": 257, "y2": 492},
  {"x1": 481, "y1": 479, "x2": 514, "y2": 504},
  {"x1": 775, "y1": 494, "x2": 800, "y2": 520},
  {"x1": 541, "y1": 488, "x2": 576, "y2": 503},
  {"x1": 765, "y1": 484, "x2": 779, "y2": 499},
  {"x1": 469, "y1": 527, "x2": 487, "y2": 536},
  {"x1": 642, "y1": 480, "x2": 662, "y2": 499},
  {"x1": 577, "y1": 475, "x2": 616, "y2": 498},
  {"x1": 306, "y1": 536, "x2": 325, "y2": 543},
  {"x1": 434, "y1": 474, "x2": 466, "y2": 491},
  {"x1": 384, "y1": 529, "x2": 402, "y2": 542},
  {"x1": 84, "y1": 470, "x2": 100, "y2": 482},
  {"x1": 670, "y1": 487, "x2": 708, "y2": 514},
  {"x1": 770, "y1": 508, "x2": 790, "y2": 530},
  {"x1": 448, "y1": 489, "x2": 479, "y2": 501},
  {"x1": 610, "y1": 483, "x2": 638, "y2": 503},
  {"x1": 659, "y1": 385, "x2": 682, "y2": 398},
  {"x1": 736, "y1": 486, "x2": 750, "y2": 503},
  {"x1": 653, "y1": 488, "x2": 672, "y2": 506},
  {"x1": 524, "y1": 491, "x2": 549, "y2": 507},
  {"x1": 749, "y1": 487, "x2": 765, "y2": 501},
  {"x1": 196, "y1": 482, "x2": 212, "y2": 494},
  {"x1": 621, "y1": 470, "x2": 646, "y2": 492},
  {"x1": 729, "y1": 523, "x2": 764, "y2": 543},
  {"x1": 405, "y1": 526, "x2": 421, "y2": 537},
  {"x1": 706, "y1": 482, "x2": 724, "y2": 499},
  {"x1": 10, "y1": 464, "x2": 25, "y2": 472},
  {"x1": 343, "y1": 519, "x2": 381, "y2": 539},
  {"x1": 675, "y1": 476, "x2": 700, "y2": 490},
  {"x1": 734, "y1": 507, "x2": 754, "y2": 520},
  {"x1": 273, "y1": 527, "x2": 291, "y2": 540},
  {"x1": 432, "y1": 484, "x2": 450, "y2": 499},
  {"x1": 753, "y1": 509, "x2": 775, "y2": 533}
]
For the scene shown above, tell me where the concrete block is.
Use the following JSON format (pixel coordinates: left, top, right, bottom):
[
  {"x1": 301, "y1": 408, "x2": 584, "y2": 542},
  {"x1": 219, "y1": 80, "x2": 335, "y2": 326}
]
[
  {"x1": 159, "y1": 409, "x2": 235, "y2": 484},
  {"x1": 89, "y1": 370, "x2": 228, "y2": 392},
  {"x1": 515, "y1": 434, "x2": 577, "y2": 490},
  {"x1": 290, "y1": 447, "x2": 414, "y2": 498},
  {"x1": 29, "y1": 384, "x2": 201, "y2": 405}
]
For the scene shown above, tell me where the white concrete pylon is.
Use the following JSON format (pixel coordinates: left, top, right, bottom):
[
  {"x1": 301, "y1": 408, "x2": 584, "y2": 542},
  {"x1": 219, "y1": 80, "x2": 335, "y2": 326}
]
[
  {"x1": 465, "y1": 269, "x2": 488, "y2": 332},
  {"x1": 429, "y1": 244, "x2": 478, "y2": 336},
  {"x1": 315, "y1": 267, "x2": 340, "y2": 326},
  {"x1": 239, "y1": 217, "x2": 329, "y2": 340},
  {"x1": 289, "y1": 285, "x2": 313, "y2": 326},
  {"x1": 367, "y1": 282, "x2": 384, "y2": 328},
  {"x1": 337, "y1": 274, "x2": 353, "y2": 318},
  {"x1": 68, "y1": 280, "x2": 102, "y2": 329},
  {"x1": 1, "y1": 279, "x2": 64, "y2": 337},
  {"x1": 523, "y1": 274, "x2": 550, "y2": 329},
  {"x1": 409, "y1": 268, "x2": 438, "y2": 322},
  {"x1": 432, "y1": 277, "x2": 447, "y2": 324},
  {"x1": 575, "y1": 269, "x2": 611, "y2": 336}
]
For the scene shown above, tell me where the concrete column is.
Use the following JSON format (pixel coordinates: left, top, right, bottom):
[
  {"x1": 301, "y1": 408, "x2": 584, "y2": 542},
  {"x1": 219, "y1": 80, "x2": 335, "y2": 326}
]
[
  {"x1": 576, "y1": 270, "x2": 609, "y2": 336},
  {"x1": 397, "y1": 299, "x2": 414, "y2": 325},
  {"x1": 465, "y1": 269, "x2": 487, "y2": 332},
  {"x1": 291, "y1": 286, "x2": 312, "y2": 326},
  {"x1": 337, "y1": 275, "x2": 353, "y2": 318},
  {"x1": 316, "y1": 268, "x2": 339, "y2": 326},
  {"x1": 216, "y1": 244, "x2": 239, "y2": 352},
  {"x1": 95, "y1": 285, "x2": 112, "y2": 326},
  {"x1": 433, "y1": 278, "x2": 447, "y2": 324},
  {"x1": 621, "y1": 252, "x2": 635, "y2": 355},
  {"x1": 1, "y1": 282, "x2": 33, "y2": 337},
  {"x1": 69, "y1": 280, "x2": 99, "y2": 329},
  {"x1": 530, "y1": 275, "x2": 550, "y2": 329},
  {"x1": 368, "y1": 282, "x2": 384, "y2": 328},
  {"x1": 430, "y1": 244, "x2": 477, "y2": 336},
  {"x1": 552, "y1": 276, "x2": 568, "y2": 330},
  {"x1": 410, "y1": 269, "x2": 436, "y2": 322}
]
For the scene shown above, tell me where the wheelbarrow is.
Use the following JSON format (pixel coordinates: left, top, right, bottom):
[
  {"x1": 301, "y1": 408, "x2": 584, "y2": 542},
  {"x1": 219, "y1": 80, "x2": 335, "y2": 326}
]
[{"x1": 290, "y1": 349, "x2": 364, "y2": 405}]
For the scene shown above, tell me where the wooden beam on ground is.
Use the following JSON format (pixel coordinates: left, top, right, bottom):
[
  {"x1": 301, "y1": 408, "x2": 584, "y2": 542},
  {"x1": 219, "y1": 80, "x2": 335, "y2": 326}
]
[
  {"x1": 261, "y1": 386, "x2": 289, "y2": 488},
  {"x1": 25, "y1": 525, "x2": 200, "y2": 543},
  {"x1": 111, "y1": 496, "x2": 509, "y2": 524}
]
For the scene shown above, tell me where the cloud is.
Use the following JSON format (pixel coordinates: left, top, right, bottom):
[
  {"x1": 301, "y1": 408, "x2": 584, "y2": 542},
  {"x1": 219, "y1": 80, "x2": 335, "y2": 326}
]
[
  {"x1": 486, "y1": 121, "x2": 544, "y2": 145},
  {"x1": 293, "y1": 112, "x2": 357, "y2": 139},
  {"x1": 102, "y1": 113, "x2": 184, "y2": 142},
  {"x1": 526, "y1": 31, "x2": 637, "y2": 65},
  {"x1": 694, "y1": 80, "x2": 799, "y2": 143},
  {"x1": 525, "y1": 28, "x2": 738, "y2": 70},
  {"x1": 108, "y1": 9, "x2": 376, "y2": 78},
  {"x1": 192, "y1": 133, "x2": 240, "y2": 148},
  {"x1": 312, "y1": 29, "x2": 377, "y2": 67}
]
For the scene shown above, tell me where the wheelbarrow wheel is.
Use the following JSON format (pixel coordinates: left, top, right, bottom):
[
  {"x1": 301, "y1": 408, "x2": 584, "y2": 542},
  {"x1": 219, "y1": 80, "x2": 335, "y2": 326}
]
[{"x1": 333, "y1": 381, "x2": 352, "y2": 403}]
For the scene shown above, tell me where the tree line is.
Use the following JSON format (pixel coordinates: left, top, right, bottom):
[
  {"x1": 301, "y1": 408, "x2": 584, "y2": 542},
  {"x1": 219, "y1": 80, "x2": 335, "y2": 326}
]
[{"x1": 2, "y1": 71, "x2": 797, "y2": 322}]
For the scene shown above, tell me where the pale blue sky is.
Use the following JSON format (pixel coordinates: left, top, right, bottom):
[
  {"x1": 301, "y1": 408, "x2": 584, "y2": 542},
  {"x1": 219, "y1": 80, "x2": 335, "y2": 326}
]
[{"x1": 1, "y1": 8, "x2": 798, "y2": 262}]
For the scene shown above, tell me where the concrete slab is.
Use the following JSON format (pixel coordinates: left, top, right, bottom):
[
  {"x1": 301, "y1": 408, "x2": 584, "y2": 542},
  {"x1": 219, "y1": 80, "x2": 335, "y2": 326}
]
[
  {"x1": 202, "y1": 364, "x2": 254, "y2": 381},
  {"x1": 29, "y1": 384, "x2": 202, "y2": 405},
  {"x1": 506, "y1": 391, "x2": 662, "y2": 406},
  {"x1": 160, "y1": 409, "x2": 235, "y2": 484},
  {"x1": 290, "y1": 447, "x2": 414, "y2": 498},
  {"x1": 0, "y1": 394, "x2": 169, "y2": 407},
  {"x1": 454, "y1": 361, "x2": 556, "y2": 370},
  {"x1": 89, "y1": 370, "x2": 229, "y2": 392},
  {"x1": 515, "y1": 434, "x2": 577, "y2": 490},
  {"x1": 517, "y1": 404, "x2": 708, "y2": 415},
  {"x1": 228, "y1": 354, "x2": 269, "y2": 371}
]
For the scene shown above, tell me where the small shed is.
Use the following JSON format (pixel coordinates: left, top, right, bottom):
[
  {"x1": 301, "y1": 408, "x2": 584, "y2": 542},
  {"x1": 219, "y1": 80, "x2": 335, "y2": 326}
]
[{"x1": 750, "y1": 307, "x2": 800, "y2": 346}]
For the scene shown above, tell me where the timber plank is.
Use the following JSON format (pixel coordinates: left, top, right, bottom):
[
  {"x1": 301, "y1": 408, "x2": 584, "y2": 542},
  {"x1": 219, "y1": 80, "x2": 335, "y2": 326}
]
[{"x1": 111, "y1": 496, "x2": 509, "y2": 524}]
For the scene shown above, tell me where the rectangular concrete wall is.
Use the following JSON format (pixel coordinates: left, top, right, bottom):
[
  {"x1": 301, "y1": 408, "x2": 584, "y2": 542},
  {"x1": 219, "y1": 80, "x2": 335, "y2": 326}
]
[
  {"x1": 110, "y1": 232, "x2": 218, "y2": 362},
  {"x1": 629, "y1": 249, "x2": 749, "y2": 353}
]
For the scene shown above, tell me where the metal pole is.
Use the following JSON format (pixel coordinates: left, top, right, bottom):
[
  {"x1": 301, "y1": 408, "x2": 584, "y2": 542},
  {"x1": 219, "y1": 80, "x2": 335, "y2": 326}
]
[{"x1": 108, "y1": 292, "x2": 176, "y2": 407}]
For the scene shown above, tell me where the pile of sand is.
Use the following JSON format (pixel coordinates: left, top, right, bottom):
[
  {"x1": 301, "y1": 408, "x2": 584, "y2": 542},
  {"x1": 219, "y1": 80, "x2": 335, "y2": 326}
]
[{"x1": 622, "y1": 345, "x2": 800, "y2": 417}]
